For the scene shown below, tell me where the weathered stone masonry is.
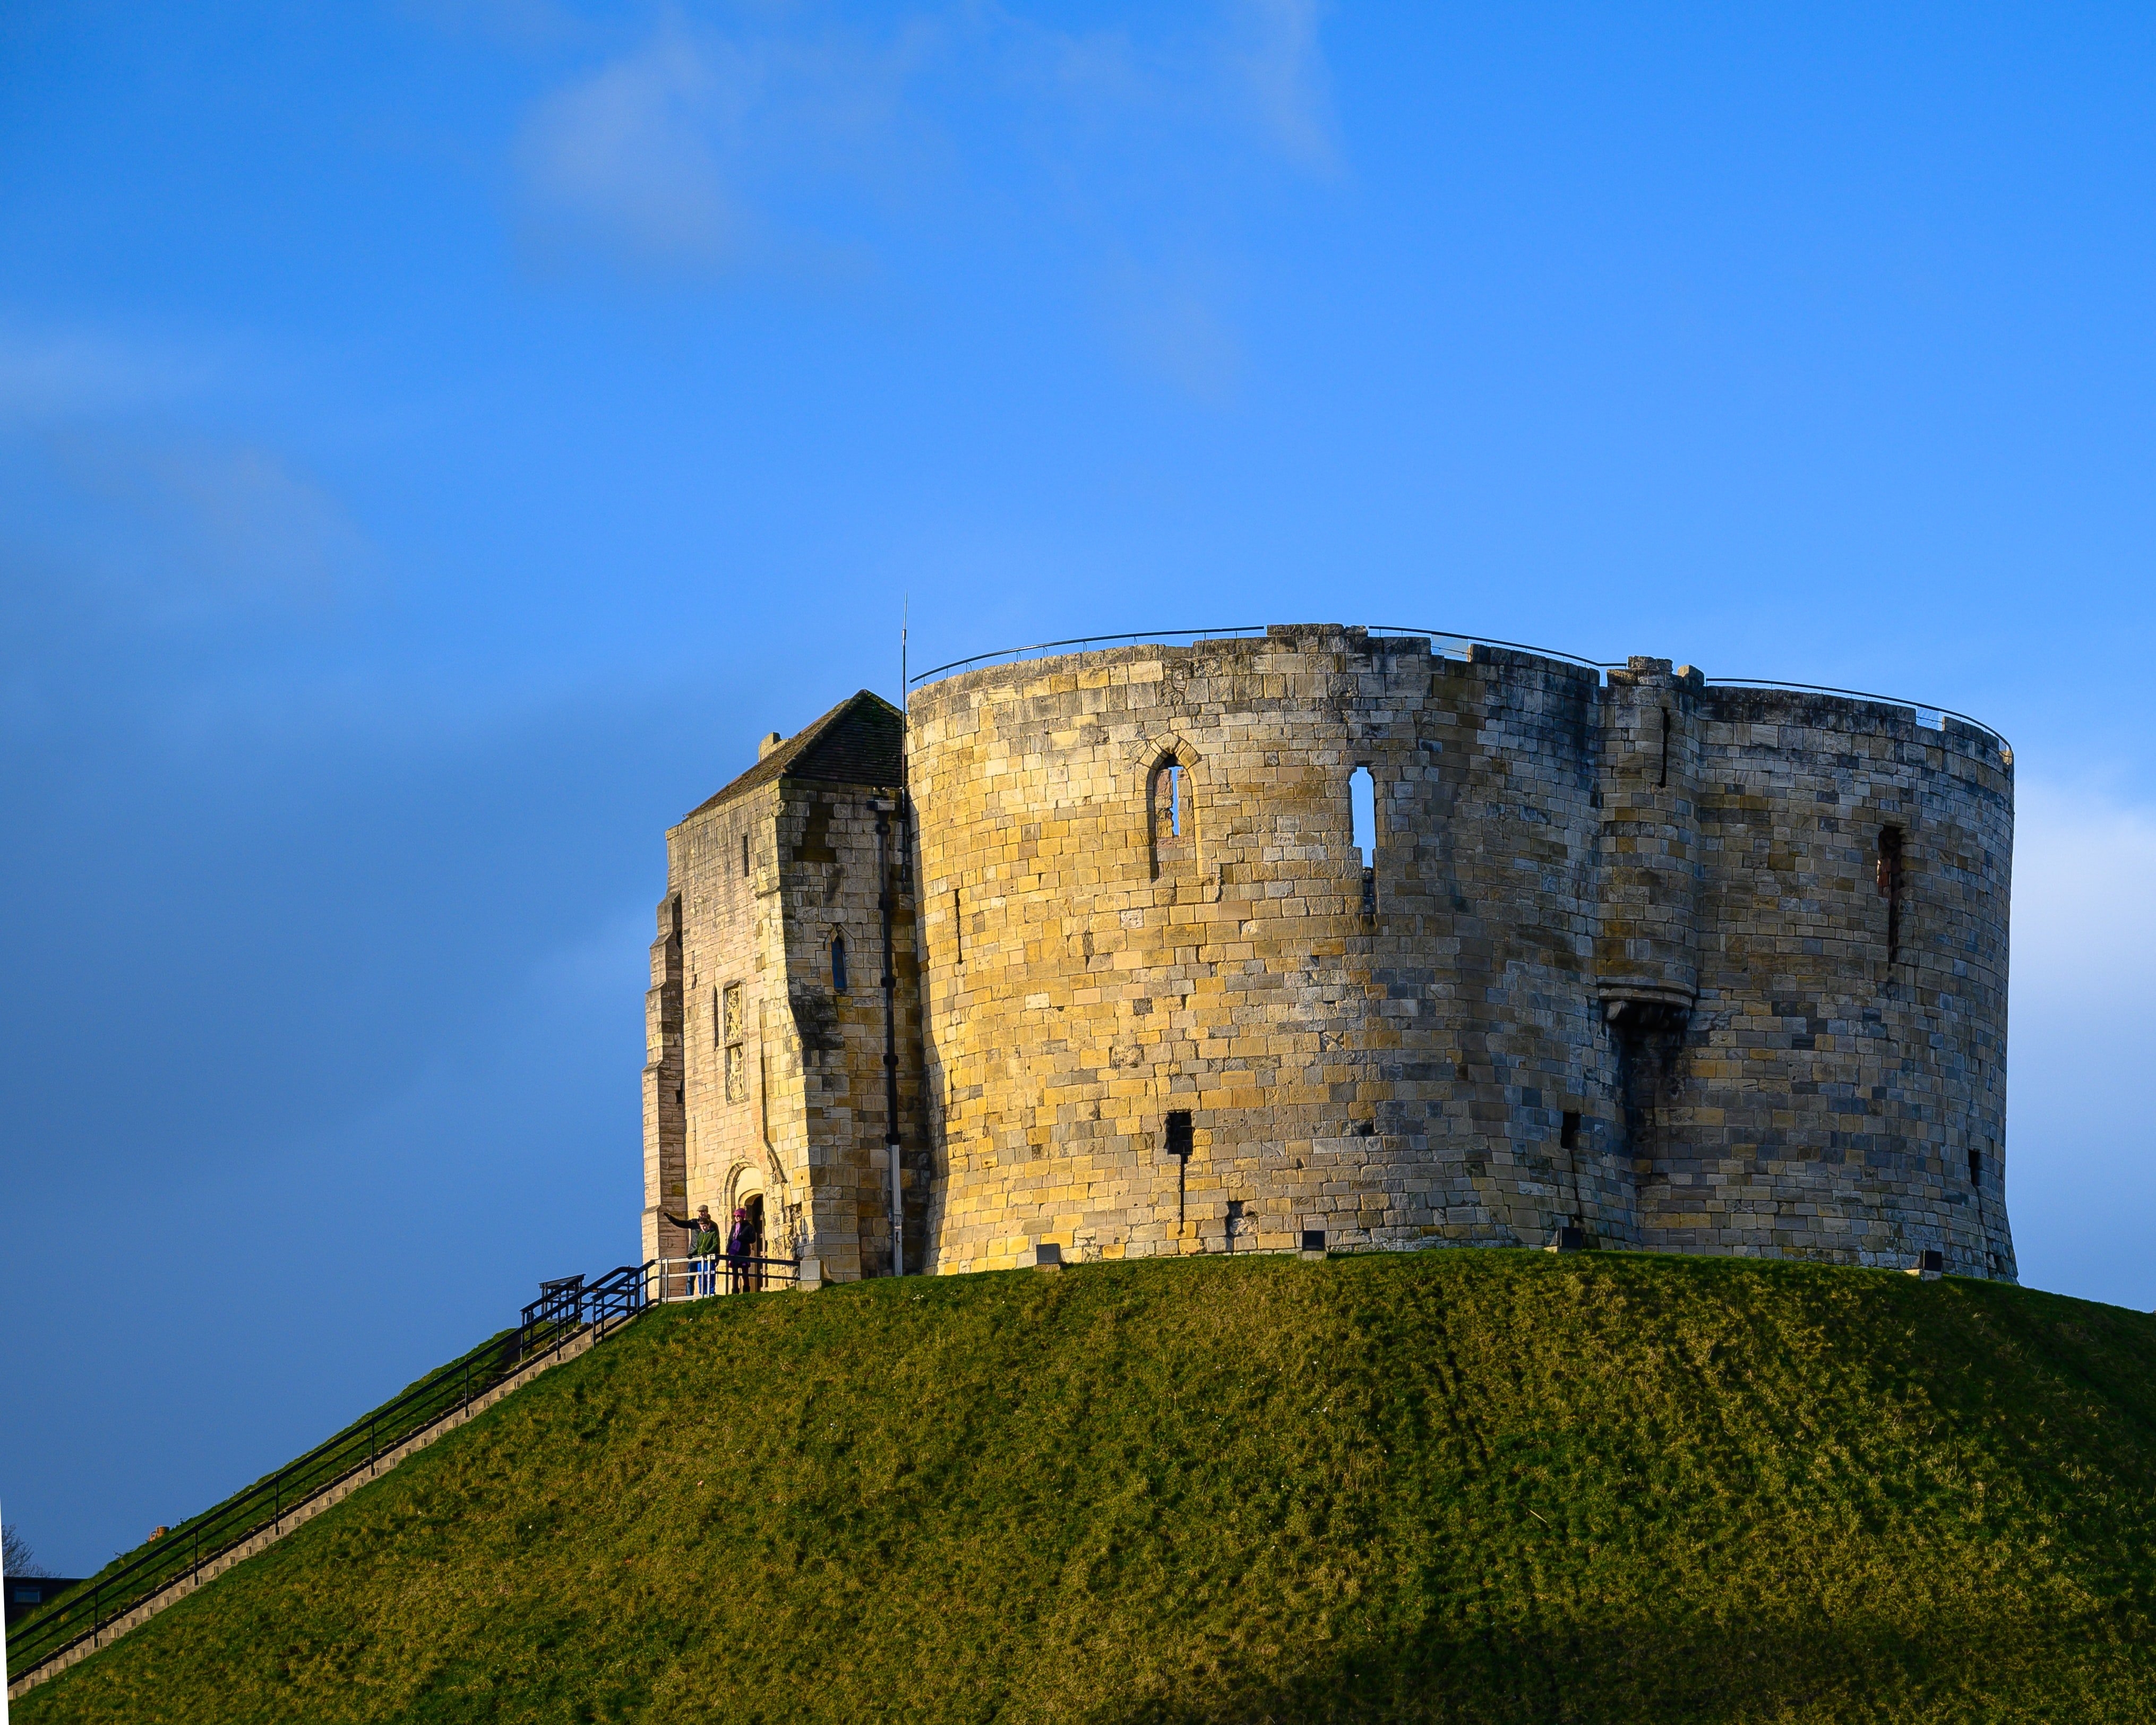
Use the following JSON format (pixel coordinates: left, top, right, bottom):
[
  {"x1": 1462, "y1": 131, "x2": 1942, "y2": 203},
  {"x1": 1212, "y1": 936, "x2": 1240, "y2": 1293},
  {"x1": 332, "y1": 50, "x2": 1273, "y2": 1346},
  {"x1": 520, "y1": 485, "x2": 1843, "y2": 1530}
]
[
  {"x1": 642, "y1": 694, "x2": 928, "y2": 1281},
  {"x1": 646, "y1": 626, "x2": 2015, "y2": 1283}
]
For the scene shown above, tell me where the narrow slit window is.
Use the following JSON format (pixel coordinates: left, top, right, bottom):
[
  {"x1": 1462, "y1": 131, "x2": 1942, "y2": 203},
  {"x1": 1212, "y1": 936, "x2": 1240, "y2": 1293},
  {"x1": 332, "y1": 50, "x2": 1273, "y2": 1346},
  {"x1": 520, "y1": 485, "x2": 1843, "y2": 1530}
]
[
  {"x1": 1350, "y1": 767, "x2": 1376, "y2": 867},
  {"x1": 951, "y1": 888, "x2": 963, "y2": 962},
  {"x1": 1968, "y1": 1147, "x2": 1981, "y2": 1186},
  {"x1": 1350, "y1": 766, "x2": 1376, "y2": 914},
  {"x1": 831, "y1": 934, "x2": 848, "y2": 994},
  {"x1": 1561, "y1": 1111, "x2": 1582, "y2": 1151},
  {"x1": 1876, "y1": 826, "x2": 1906, "y2": 964},
  {"x1": 741, "y1": 833, "x2": 750, "y2": 877},
  {"x1": 1657, "y1": 709, "x2": 1671, "y2": 788},
  {"x1": 1150, "y1": 754, "x2": 1193, "y2": 879}
]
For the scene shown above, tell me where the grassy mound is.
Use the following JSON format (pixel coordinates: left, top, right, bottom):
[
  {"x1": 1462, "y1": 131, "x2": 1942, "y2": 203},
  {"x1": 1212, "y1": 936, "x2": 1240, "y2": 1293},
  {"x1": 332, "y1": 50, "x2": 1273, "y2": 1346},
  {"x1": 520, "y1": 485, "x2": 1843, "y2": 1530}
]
[
  {"x1": 18, "y1": 1250, "x2": 2156, "y2": 1723},
  {"x1": 7, "y1": 1326, "x2": 526, "y2": 1672}
]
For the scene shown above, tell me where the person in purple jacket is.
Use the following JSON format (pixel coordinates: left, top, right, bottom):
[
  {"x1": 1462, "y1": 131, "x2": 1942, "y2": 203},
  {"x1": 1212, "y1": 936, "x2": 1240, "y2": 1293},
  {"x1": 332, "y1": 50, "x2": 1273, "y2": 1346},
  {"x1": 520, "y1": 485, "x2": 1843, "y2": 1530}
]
[{"x1": 725, "y1": 1207, "x2": 751, "y2": 1291}]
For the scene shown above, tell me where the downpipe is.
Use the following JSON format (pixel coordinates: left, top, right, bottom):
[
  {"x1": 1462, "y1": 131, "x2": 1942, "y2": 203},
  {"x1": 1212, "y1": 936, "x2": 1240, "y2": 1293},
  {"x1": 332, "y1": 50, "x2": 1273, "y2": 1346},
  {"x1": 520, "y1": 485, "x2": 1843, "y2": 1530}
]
[{"x1": 876, "y1": 797, "x2": 904, "y2": 1276}]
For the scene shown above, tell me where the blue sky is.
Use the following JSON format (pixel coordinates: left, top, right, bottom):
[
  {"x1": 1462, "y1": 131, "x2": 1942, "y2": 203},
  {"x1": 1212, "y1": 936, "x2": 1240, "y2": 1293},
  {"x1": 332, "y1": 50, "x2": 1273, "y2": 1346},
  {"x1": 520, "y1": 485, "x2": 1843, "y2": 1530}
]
[{"x1": 3, "y1": 0, "x2": 2152, "y2": 1573}]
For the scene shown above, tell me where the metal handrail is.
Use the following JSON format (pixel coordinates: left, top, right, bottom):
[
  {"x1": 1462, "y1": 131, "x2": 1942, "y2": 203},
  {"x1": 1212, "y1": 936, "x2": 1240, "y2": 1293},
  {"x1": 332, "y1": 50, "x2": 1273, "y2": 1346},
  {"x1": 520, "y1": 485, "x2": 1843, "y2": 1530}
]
[
  {"x1": 8, "y1": 1261, "x2": 655, "y2": 1686},
  {"x1": 649, "y1": 1254, "x2": 801, "y2": 1301},
  {"x1": 517, "y1": 1261, "x2": 649, "y2": 1360},
  {"x1": 1693, "y1": 676, "x2": 2011, "y2": 757},
  {"x1": 906, "y1": 625, "x2": 1269, "y2": 686},
  {"x1": 1362, "y1": 626, "x2": 1617, "y2": 672},
  {"x1": 900, "y1": 624, "x2": 2007, "y2": 756}
]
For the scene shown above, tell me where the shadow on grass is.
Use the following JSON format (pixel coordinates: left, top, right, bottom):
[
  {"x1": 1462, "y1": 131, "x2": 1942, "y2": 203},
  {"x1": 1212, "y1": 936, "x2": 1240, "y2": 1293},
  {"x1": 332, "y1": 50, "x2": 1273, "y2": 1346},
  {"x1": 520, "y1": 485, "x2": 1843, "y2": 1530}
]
[{"x1": 1097, "y1": 1617, "x2": 2140, "y2": 1725}]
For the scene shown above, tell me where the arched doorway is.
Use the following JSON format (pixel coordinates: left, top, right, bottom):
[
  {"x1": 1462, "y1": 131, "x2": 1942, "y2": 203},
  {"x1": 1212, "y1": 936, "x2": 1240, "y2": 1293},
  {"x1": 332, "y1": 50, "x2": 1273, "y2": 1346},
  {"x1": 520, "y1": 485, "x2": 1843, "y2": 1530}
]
[
  {"x1": 741, "y1": 1192, "x2": 767, "y2": 1286},
  {"x1": 726, "y1": 1162, "x2": 768, "y2": 1289}
]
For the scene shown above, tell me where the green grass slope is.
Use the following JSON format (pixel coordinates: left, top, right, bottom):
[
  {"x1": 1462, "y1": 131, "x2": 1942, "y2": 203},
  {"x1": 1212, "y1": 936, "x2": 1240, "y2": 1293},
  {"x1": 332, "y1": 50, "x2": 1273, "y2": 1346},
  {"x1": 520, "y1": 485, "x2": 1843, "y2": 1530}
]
[
  {"x1": 7, "y1": 1327, "x2": 525, "y2": 1663},
  {"x1": 19, "y1": 1251, "x2": 2156, "y2": 1724}
]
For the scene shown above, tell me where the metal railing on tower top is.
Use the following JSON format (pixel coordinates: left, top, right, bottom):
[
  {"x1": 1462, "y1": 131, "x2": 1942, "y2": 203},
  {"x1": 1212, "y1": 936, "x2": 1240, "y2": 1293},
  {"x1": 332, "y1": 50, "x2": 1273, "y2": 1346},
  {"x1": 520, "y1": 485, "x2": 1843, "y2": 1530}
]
[{"x1": 900, "y1": 625, "x2": 2010, "y2": 758}]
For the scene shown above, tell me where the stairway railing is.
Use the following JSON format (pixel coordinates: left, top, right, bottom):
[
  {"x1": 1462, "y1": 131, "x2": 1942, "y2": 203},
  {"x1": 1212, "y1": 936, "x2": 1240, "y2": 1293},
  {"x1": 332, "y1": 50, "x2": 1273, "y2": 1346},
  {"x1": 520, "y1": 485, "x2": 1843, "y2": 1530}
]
[{"x1": 7, "y1": 1259, "x2": 655, "y2": 1686}]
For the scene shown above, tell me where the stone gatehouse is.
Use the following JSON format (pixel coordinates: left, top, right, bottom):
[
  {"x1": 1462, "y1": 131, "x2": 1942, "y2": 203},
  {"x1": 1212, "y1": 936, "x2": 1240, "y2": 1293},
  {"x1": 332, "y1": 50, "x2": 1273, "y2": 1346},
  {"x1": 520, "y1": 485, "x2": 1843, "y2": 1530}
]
[{"x1": 642, "y1": 625, "x2": 2015, "y2": 1283}]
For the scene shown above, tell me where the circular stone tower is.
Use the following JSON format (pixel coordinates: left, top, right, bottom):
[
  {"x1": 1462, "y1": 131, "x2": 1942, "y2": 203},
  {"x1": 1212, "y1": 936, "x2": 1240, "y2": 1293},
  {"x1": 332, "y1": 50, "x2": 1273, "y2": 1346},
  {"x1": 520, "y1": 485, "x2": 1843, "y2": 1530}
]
[{"x1": 901, "y1": 625, "x2": 2015, "y2": 1280}]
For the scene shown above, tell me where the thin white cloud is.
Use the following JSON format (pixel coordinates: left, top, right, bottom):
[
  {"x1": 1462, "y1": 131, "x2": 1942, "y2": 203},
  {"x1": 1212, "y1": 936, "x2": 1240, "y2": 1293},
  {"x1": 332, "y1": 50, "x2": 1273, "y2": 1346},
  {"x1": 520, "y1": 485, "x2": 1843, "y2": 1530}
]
[
  {"x1": 45, "y1": 434, "x2": 370, "y2": 614},
  {"x1": 2011, "y1": 778, "x2": 2156, "y2": 1009},
  {"x1": 2005, "y1": 776, "x2": 2156, "y2": 1305},
  {"x1": 1226, "y1": 0, "x2": 1338, "y2": 172},
  {"x1": 1104, "y1": 254, "x2": 1245, "y2": 404},
  {"x1": 518, "y1": 19, "x2": 751, "y2": 270},
  {"x1": 510, "y1": 3, "x2": 1343, "y2": 276},
  {"x1": 0, "y1": 321, "x2": 217, "y2": 422},
  {"x1": 401, "y1": 0, "x2": 585, "y2": 51}
]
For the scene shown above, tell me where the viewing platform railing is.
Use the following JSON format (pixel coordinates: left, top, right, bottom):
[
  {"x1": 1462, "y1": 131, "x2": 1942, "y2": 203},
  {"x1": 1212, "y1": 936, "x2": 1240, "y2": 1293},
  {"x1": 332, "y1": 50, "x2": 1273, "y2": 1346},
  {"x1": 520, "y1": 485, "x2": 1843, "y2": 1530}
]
[
  {"x1": 901, "y1": 624, "x2": 2009, "y2": 758},
  {"x1": 649, "y1": 1254, "x2": 801, "y2": 1300}
]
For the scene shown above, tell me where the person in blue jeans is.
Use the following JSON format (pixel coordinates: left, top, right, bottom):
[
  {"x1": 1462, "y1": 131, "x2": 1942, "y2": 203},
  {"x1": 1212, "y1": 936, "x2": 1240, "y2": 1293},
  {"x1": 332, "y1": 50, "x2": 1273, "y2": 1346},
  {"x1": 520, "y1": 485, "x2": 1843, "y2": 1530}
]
[{"x1": 662, "y1": 1204, "x2": 722, "y2": 1297}]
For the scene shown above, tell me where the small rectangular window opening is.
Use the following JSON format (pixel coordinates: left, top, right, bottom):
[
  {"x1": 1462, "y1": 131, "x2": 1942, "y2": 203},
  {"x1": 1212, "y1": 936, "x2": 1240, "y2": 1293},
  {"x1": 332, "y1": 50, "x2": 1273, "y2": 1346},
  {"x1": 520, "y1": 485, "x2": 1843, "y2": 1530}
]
[
  {"x1": 1657, "y1": 708, "x2": 1671, "y2": 788},
  {"x1": 831, "y1": 934, "x2": 848, "y2": 993},
  {"x1": 1168, "y1": 762, "x2": 1183, "y2": 838},
  {"x1": 1561, "y1": 1110, "x2": 1582, "y2": 1151},
  {"x1": 741, "y1": 833, "x2": 750, "y2": 877},
  {"x1": 1968, "y1": 1147, "x2": 1981, "y2": 1186},
  {"x1": 1164, "y1": 1110, "x2": 1194, "y2": 1158}
]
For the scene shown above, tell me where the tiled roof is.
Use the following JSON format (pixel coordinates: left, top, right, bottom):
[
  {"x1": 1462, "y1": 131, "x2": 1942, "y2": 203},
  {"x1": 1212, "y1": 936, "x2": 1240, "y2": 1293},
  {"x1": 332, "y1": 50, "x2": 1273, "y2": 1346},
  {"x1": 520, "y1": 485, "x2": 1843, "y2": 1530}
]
[{"x1": 682, "y1": 690, "x2": 905, "y2": 821}]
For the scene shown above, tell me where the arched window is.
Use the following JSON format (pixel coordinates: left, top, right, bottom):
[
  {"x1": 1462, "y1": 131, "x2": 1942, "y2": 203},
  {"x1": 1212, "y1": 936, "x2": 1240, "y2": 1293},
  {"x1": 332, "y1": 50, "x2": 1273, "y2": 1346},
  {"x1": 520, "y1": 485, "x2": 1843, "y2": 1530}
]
[
  {"x1": 1350, "y1": 765, "x2": 1377, "y2": 914},
  {"x1": 1149, "y1": 752, "x2": 1193, "y2": 880},
  {"x1": 831, "y1": 933, "x2": 848, "y2": 994}
]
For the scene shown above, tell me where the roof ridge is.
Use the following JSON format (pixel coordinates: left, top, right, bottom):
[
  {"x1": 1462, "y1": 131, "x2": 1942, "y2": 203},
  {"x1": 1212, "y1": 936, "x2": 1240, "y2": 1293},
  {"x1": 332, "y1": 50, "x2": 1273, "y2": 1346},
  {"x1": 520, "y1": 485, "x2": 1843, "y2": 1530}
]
[{"x1": 678, "y1": 689, "x2": 904, "y2": 823}]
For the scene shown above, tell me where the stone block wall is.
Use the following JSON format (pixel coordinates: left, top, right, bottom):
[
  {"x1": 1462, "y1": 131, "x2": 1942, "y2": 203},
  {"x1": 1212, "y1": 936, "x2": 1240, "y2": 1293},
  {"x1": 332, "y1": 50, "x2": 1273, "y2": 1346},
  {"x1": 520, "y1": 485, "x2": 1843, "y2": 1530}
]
[
  {"x1": 771, "y1": 784, "x2": 928, "y2": 1278},
  {"x1": 645, "y1": 783, "x2": 785, "y2": 1267},
  {"x1": 1656, "y1": 689, "x2": 2016, "y2": 1275},
  {"x1": 901, "y1": 625, "x2": 2016, "y2": 1279},
  {"x1": 646, "y1": 698, "x2": 922, "y2": 1282}
]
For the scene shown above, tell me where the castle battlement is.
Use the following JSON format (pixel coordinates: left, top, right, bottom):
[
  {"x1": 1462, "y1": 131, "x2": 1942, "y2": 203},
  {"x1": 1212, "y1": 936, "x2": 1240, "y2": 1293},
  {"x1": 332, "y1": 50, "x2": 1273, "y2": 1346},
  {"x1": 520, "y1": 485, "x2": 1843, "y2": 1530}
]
[{"x1": 643, "y1": 625, "x2": 2015, "y2": 1284}]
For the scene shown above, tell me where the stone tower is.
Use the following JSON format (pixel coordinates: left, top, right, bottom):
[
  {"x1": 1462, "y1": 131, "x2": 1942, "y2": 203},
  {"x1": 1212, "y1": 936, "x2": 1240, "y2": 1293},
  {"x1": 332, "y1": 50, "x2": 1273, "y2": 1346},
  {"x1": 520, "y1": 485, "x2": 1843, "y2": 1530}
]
[
  {"x1": 647, "y1": 627, "x2": 2015, "y2": 1283},
  {"x1": 642, "y1": 691, "x2": 927, "y2": 1281}
]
